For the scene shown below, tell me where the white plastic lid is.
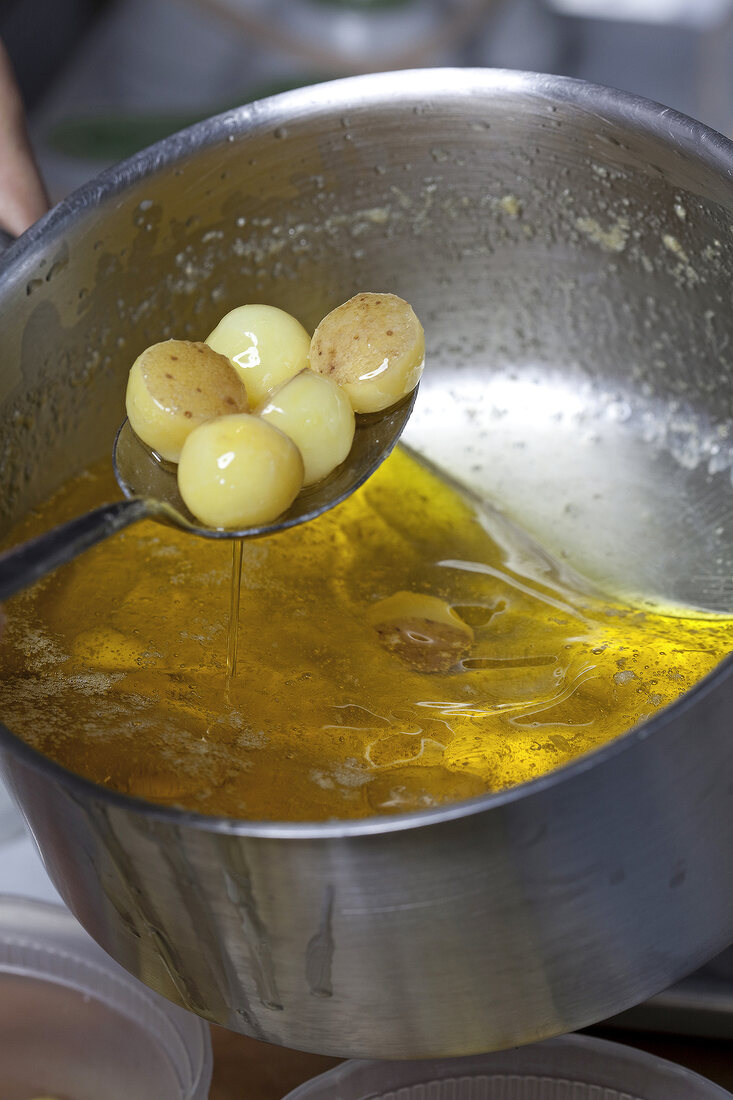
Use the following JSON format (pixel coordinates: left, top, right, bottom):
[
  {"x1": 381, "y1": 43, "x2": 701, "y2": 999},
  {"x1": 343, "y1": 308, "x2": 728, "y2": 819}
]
[
  {"x1": 283, "y1": 1032, "x2": 732, "y2": 1100},
  {"x1": 0, "y1": 895, "x2": 212, "y2": 1100}
]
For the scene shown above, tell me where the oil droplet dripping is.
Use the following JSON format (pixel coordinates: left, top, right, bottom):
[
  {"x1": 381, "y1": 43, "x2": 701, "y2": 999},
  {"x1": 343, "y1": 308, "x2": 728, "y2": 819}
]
[{"x1": 226, "y1": 539, "x2": 244, "y2": 696}]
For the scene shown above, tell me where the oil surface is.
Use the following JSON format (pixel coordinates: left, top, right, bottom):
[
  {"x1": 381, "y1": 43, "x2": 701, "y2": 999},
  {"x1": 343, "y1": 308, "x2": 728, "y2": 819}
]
[{"x1": 1, "y1": 448, "x2": 731, "y2": 820}]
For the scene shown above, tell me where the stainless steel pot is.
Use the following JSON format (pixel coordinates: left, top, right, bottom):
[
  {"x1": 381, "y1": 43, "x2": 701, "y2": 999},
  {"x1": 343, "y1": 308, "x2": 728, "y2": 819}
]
[{"x1": 2, "y1": 69, "x2": 733, "y2": 1059}]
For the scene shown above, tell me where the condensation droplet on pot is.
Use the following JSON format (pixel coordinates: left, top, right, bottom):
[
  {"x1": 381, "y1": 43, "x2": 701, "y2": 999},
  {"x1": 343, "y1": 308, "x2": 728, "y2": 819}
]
[
  {"x1": 607, "y1": 400, "x2": 631, "y2": 423},
  {"x1": 46, "y1": 256, "x2": 69, "y2": 282}
]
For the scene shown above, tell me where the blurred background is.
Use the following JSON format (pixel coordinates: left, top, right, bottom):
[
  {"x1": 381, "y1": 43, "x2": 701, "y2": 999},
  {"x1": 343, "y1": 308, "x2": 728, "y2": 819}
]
[{"x1": 4, "y1": 0, "x2": 733, "y2": 204}]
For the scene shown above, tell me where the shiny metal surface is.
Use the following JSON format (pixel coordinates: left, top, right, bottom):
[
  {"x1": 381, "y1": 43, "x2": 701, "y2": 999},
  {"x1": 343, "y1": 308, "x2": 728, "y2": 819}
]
[
  {"x1": 1, "y1": 69, "x2": 733, "y2": 1057},
  {"x1": 0, "y1": 390, "x2": 415, "y2": 600}
]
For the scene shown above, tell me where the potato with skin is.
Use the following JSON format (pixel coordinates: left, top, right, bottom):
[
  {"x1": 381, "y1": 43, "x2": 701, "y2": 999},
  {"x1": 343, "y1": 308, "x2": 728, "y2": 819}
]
[
  {"x1": 258, "y1": 370, "x2": 355, "y2": 486},
  {"x1": 206, "y1": 304, "x2": 311, "y2": 407},
  {"x1": 177, "y1": 413, "x2": 304, "y2": 529},
  {"x1": 367, "y1": 591, "x2": 474, "y2": 672},
  {"x1": 309, "y1": 292, "x2": 424, "y2": 413},
  {"x1": 126, "y1": 340, "x2": 248, "y2": 463}
]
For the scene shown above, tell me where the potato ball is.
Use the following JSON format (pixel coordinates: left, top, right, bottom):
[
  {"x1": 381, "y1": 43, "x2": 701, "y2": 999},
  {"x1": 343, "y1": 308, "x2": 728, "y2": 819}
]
[
  {"x1": 177, "y1": 413, "x2": 304, "y2": 529},
  {"x1": 309, "y1": 292, "x2": 424, "y2": 413},
  {"x1": 125, "y1": 339, "x2": 248, "y2": 463},
  {"x1": 206, "y1": 303, "x2": 311, "y2": 407},
  {"x1": 258, "y1": 370, "x2": 355, "y2": 486},
  {"x1": 367, "y1": 591, "x2": 474, "y2": 672}
]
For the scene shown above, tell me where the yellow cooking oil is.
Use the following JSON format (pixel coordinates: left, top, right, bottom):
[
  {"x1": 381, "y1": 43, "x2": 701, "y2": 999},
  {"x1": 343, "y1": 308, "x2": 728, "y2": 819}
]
[{"x1": 1, "y1": 446, "x2": 731, "y2": 820}]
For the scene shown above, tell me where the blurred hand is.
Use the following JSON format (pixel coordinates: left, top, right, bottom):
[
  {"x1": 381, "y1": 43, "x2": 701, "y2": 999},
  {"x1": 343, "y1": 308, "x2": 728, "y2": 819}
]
[
  {"x1": 0, "y1": 39, "x2": 49, "y2": 237},
  {"x1": 0, "y1": 41, "x2": 46, "y2": 631}
]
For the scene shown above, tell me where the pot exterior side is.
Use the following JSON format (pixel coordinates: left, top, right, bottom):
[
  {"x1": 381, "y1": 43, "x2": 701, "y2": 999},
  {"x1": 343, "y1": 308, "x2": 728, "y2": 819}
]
[{"x1": 4, "y1": 658, "x2": 733, "y2": 1057}]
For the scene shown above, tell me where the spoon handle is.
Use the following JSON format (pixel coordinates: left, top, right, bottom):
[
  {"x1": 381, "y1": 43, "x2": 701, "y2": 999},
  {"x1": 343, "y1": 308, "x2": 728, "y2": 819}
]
[{"x1": 0, "y1": 498, "x2": 153, "y2": 602}]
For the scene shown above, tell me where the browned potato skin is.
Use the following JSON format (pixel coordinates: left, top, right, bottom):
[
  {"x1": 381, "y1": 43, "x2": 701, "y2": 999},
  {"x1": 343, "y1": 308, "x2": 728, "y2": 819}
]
[
  {"x1": 367, "y1": 592, "x2": 474, "y2": 672},
  {"x1": 126, "y1": 339, "x2": 249, "y2": 462},
  {"x1": 309, "y1": 292, "x2": 424, "y2": 413}
]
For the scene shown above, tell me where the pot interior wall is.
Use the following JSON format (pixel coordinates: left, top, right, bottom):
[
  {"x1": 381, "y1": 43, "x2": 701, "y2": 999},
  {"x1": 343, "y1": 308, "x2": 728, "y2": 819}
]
[{"x1": 1, "y1": 74, "x2": 733, "y2": 605}]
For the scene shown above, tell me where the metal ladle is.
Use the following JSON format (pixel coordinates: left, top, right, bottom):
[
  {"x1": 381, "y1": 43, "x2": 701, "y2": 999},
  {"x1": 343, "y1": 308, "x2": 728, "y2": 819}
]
[{"x1": 0, "y1": 392, "x2": 416, "y2": 602}]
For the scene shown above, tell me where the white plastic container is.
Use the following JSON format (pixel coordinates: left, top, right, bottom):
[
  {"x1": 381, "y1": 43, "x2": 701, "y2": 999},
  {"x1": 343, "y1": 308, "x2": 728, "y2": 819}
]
[
  {"x1": 0, "y1": 895, "x2": 212, "y2": 1100},
  {"x1": 283, "y1": 1033, "x2": 732, "y2": 1100}
]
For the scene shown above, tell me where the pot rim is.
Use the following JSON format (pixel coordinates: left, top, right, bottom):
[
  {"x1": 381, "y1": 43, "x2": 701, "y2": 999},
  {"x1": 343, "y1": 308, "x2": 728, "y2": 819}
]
[
  {"x1": 2, "y1": 67, "x2": 733, "y2": 840},
  {"x1": 5, "y1": 66, "x2": 733, "y2": 269}
]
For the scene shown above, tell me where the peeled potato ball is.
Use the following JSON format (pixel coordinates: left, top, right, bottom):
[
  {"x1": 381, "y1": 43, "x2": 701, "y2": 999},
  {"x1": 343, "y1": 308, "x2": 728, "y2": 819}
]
[
  {"x1": 177, "y1": 413, "x2": 304, "y2": 529},
  {"x1": 206, "y1": 303, "x2": 311, "y2": 407},
  {"x1": 126, "y1": 339, "x2": 248, "y2": 463},
  {"x1": 258, "y1": 370, "x2": 355, "y2": 486},
  {"x1": 309, "y1": 292, "x2": 424, "y2": 414}
]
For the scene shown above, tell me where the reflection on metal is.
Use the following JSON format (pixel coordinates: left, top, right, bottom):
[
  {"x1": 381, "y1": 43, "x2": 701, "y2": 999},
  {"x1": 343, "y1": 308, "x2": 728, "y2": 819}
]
[{"x1": 609, "y1": 975, "x2": 733, "y2": 1040}]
